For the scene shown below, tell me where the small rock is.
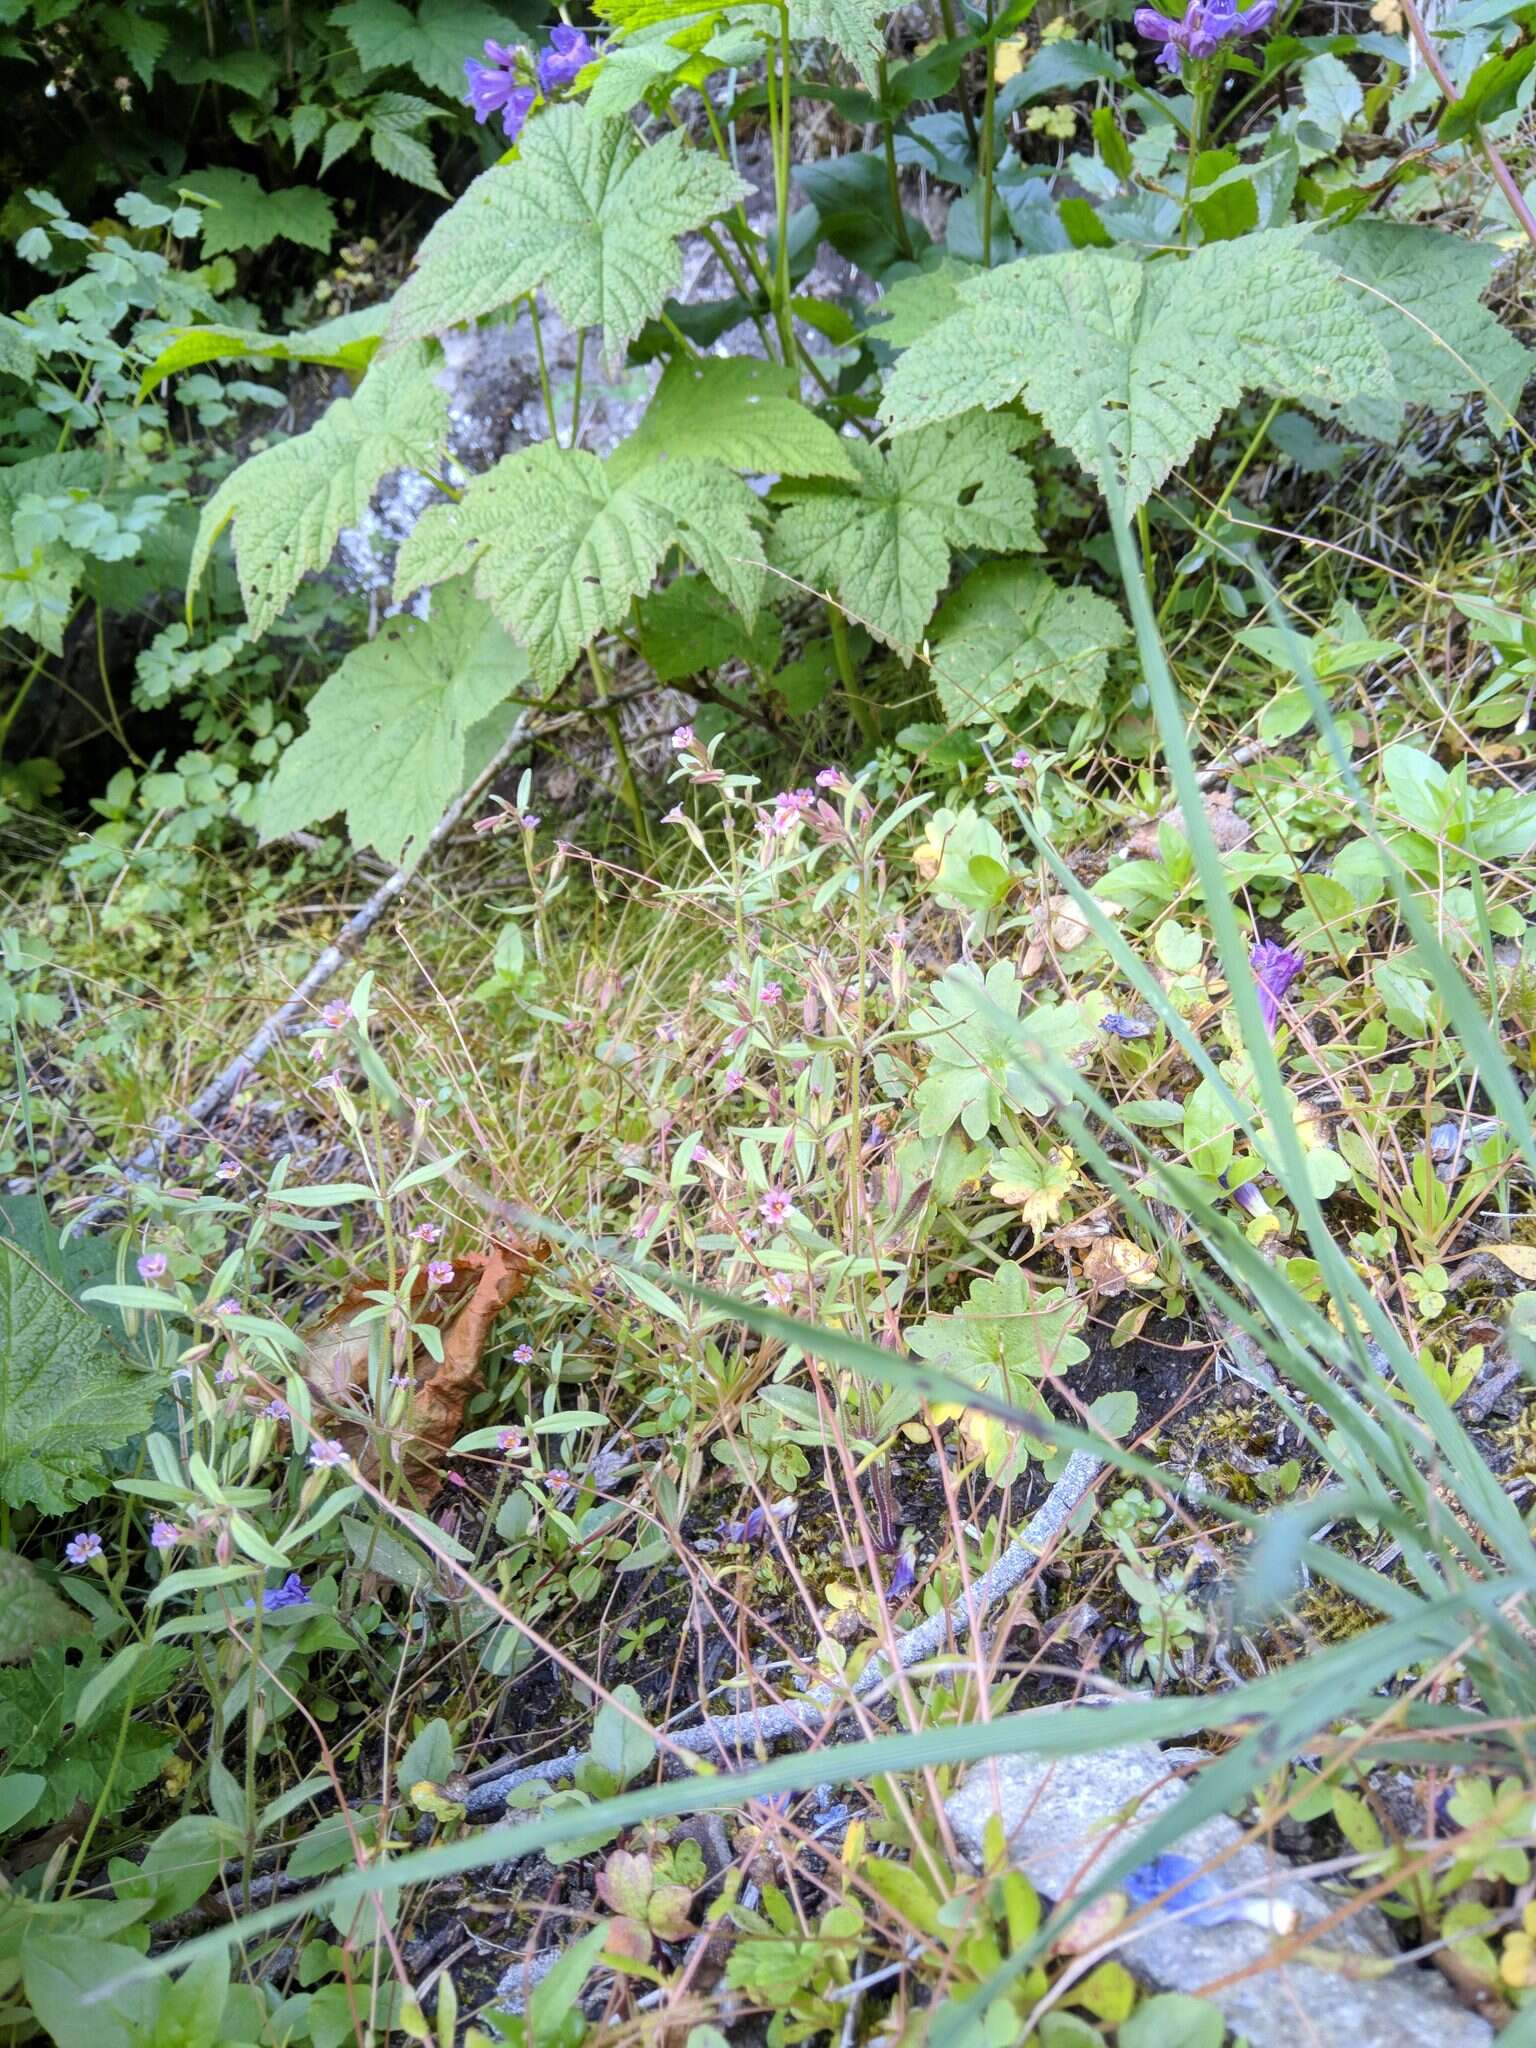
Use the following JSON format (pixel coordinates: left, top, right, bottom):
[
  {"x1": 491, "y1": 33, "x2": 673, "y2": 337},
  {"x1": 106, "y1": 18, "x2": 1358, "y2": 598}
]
[{"x1": 946, "y1": 1731, "x2": 1494, "y2": 2047}]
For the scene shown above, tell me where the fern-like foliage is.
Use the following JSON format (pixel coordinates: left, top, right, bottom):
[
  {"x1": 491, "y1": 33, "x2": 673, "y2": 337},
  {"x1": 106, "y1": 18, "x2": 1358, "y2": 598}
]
[
  {"x1": 253, "y1": 582, "x2": 529, "y2": 864},
  {"x1": 879, "y1": 231, "x2": 1397, "y2": 510},
  {"x1": 385, "y1": 104, "x2": 748, "y2": 364},
  {"x1": 769, "y1": 415, "x2": 1038, "y2": 657},
  {"x1": 188, "y1": 347, "x2": 446, "y2": 634},
  {"x1": 395, "y1": 441, "x2": 766, "y2": 688}
]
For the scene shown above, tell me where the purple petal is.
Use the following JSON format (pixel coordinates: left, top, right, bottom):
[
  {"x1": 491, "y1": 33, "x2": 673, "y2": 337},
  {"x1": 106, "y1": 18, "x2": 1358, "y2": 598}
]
[
  {"x1": 1102, "y1": 1012, "x2": 1155, "y2": 1040},
  {"x1": 1250, "y1": 941, "x2": 1305, "y2": 1037},
  {"x1": 1134, "y1": 7, "x2": 1179, "y2": 38},
  {"x1": 501, "y1": 86, "x2": 536, "y2": 140},
  {"x1": 886, "y1": 1553, "x2": 917, "y2": 1603},
  {"x1": 537, "y1": 25, "x2": 594, "y2": 92}
]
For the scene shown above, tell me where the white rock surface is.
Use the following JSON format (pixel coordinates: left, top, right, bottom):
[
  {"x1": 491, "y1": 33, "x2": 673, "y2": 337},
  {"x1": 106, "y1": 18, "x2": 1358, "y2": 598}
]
[{"x1": 945, "y1": 1735, "x2": 1494, "y2": 2048}]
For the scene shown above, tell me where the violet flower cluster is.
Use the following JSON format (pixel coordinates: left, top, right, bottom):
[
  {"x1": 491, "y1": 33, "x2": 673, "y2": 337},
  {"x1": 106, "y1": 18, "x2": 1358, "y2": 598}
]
[
  {"x1": 464, "y1": 25, "x2": 595, "y2": 141},
  {"x1": 1134, "y1": 0, "x2": 1278, "y2": 72}
]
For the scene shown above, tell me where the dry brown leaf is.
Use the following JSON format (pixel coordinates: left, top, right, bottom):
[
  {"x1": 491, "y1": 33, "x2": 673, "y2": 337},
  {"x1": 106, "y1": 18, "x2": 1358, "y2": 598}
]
[
  {"x1": 1082, "y1": 1234, "x2": 1159, "y2": 1297},
  {"x1": 301, "y1": 1238, "x2": 543, "y2": 1493},
  {"x1": 1124, "y1": 789, "x2": 1251, "y2": 859},
  {"x1": 1485, "y1": 1245, "x2": 1536, "y2": 1282}
]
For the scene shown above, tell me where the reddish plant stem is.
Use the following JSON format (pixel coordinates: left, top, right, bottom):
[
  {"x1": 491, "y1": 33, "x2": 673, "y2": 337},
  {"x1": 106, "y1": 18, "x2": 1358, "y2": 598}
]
[{"x1": 1397, "y1": 0, "x2": 1536, "y2": 253}]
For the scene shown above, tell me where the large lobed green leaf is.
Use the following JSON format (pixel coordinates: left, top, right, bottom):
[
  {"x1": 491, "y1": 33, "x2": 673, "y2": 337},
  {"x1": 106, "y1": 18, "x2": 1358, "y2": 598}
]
[
  {"x1": 769, "y1": 414, "x2": 1038, "y2": 657},
  {"x1": 0, "y1": 1239, "x2": 156, "y2": 1515},
  {"x1": 188, "y1": 347, "x2": 446, "y2": 635},
  {"x1": 1324, "y1": 219, "x2": 1531, "y2": 438},
  {"x1": 930, "y1": 561, "x2": 1129, "y2": 726},
  {"x1": 253, "y1": 582, "x2": 528, "y2": 864},
  {"x1": 617, "y1": 355, "x2": 859, "y2": 482},
  {"x1": 879, "y1": 231, "x2": 1397, "y2": 510},
  {"x1": 332, "y1": 0, "x2": 525, "y2": 96},
  {"x1": 385, "y1": 104, "x2": 748, "y2": 363},
  {"x1": 395, "y1": 441, "x2": 766, "y2": 687}
]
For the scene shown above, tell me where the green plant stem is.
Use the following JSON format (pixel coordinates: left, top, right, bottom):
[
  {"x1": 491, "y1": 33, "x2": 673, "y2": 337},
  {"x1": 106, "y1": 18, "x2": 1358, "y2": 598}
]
[
  {"x1": 1180, "y1": 74, "x2": 1213, "y2": 245},
  {"x1": 979, "y1": 0, "x2": 999, "y2": 266},
  {"x1": 770, "y1": 4, "x2": 797, "y2": 362},
  {"x1": 588, "y1": 641, "x2": 654, "y2": 859},
  {"x1": 876, "y1": 60, "x2": 917, "y2": 263},
  {"x1": 939, "y1": 0, "x2": 979, "y2": 146},
  {"x1": 569, "y1": 327, "x2": 587, "y2": 451},
  {"x1": 826, "y1": 601, "x2": 880, "y2": 750},
  {"x1": 0, "y1": 632, "x2": 68, "y2": 757},
  {"x1": 1156, "y1": 396, "x2": 1282, "y2": 629},
  {"x1": 527, "y1": 296, "x2": 558, "y2": 443},
  {"x1": 63, "y1": 1689, "x2": 136, "y2": 1895}
]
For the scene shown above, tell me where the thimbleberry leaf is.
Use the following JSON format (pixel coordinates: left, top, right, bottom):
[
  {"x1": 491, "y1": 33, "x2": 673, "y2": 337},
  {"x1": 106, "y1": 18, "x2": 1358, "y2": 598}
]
[
  {"x1": 1324, "y1": 220, "x2": 1531, "y2": 439},
  {"x1": 769, "y1": 414, "x2": 1038, "y2": 658},
  {"x1": 930, "y1": 561, "x2": 1128, "y2": 725},
  {"x1": 253, "y1": 582, "x2": 528, "y2": 865},
  {"x1": 187, "y1": 347, "x2": 446, "y2": 635},
  {"x1": 879, "y1": 231, "x2": 1396, "y2": 511},
  {"x1": 0, "y1": 1239, "x2": 156, "y2": 1515},
  {"x1": 334, "y1": 0, "x2": 517, "y2": 97},
  {"x1": 385, "y1": 104, "x2": 748, "y2": 363},
  {"x1": 619, "y1": 355, "x2": 859, "y2": 482},
  {"x1": 395, "y1": 441, "x2": 766, "y2": 686}
]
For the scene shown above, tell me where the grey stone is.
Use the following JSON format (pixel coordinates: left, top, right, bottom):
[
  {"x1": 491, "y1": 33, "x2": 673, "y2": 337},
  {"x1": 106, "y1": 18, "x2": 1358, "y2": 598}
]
[{"x1": 946, "y1": 1735, "x2": 1493, "y2": 2048}]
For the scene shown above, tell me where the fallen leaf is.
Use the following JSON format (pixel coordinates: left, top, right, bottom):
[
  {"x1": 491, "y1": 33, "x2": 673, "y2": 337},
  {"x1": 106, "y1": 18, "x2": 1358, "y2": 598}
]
[
  {"x1": 302, "y1": 1237, "x2": 543, "y2": 1493},
  {"x1": 1083, "y1": 1234, "x2": 1159, "y2": 1297},
  {"x1": 1486, "y1": 1245, "x2": 1536, "y2": 1283},
  {"x1": 1125, "y1": 789, "x2": 1250, "y2": 858}
]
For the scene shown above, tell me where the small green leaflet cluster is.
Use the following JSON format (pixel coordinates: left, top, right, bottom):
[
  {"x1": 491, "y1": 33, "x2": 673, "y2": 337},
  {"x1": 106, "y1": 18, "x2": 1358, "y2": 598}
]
[
  {"x1": 879, "y1": 225, "x2": 1530, "y2": 511},
  {"x1": 385, "y1": 106, "x2": 750, "y2": 365},
  {"x1": 910, "y1": 961, "x2": 1093, "y2": 1142}
]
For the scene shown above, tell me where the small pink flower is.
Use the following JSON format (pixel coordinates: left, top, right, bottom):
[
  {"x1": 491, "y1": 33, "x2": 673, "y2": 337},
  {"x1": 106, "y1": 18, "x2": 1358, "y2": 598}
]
[
  {"x1": 672, "y1": 724, "x2": 695, "y2": 750},
  {"x1": 764, "y1": 1272, "x2": 796, "y2": 1308},
  {"x1": 520, "y1": 812, "x2": 541, "y2": 830},
  {"x1": 759, "y1": 982, "x2": 782, "y2": 1007},
  {"x1": 662, "y1": 804, "x2": 687, "y2": 826},
  {"x1": 215, "y1": 1297, "x2": 241, "y2": 1317},
  {"x1": 321, "y1": 1000, "x2": 349, "y2": 1030},
  {"x1": 389, "y1": 1373, "x2": 415, "y2": 1391},
  {"x1": 544, "y1": 1467, "x2": 571, "y2": 1489},
  {"x1": 759, "y1": 1186, "x2": 794, "y2": 1228},
  {"x1": 308, "y1": 1438, "x2": 349, "y2": 1469},
  {"x1": 445, "y1": 1470, "x2": 468, "y2": 1489},
  {"x1": 65, "y1": 1532, "x2": 103, "y2": 1566},
  {"x1": 815, "y1": 766, "x2": 842, "y2": 789},
  {"x1": 216, "y1": 1363, "x2": 238, "y2": 1385},
  {"x1": 149, "y1": 1519, "x2": 180, "y2": 1552},
  {"x1": 412, "y1": 1221, "x2": 442, "y2": 1244},
  {"x1": 263, "y1": 1398, "x2": 290, "y2": 1422},
  {"x1": 137, "y1": 1251, "x2": 168, "y2": 1281},
  {"x1": 1011, "y1": 748, "x2": 1032, "y2": 771},
  {"x1": 427, "y1": 1259, "x2": 456, "y2": 1288},
  {"x1": 215, "y1": 1158, "x2": 241, "y2": 1180},
  {"x1": 721, "y1": 1067, "x2": 744, "y2": 1095},
  {"x1": 498, "y1": 1427, "x2": 526, "y2": 1454},
  {"x1": 657, "y1": 1018, "x2": 679, "y2": 1045},
  {"x1": 513, "y1": 1342, "x2": 535, "y2": 1365}
]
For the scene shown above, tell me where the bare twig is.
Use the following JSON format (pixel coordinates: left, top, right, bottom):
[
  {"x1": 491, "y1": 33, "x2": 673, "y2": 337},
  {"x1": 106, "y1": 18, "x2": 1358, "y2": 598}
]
[
  {"x1": 67, "y1": 712, "x2": 533, "y2": 1235},
  {"x1": 462, "y1": 1450, "x2": 1102, "y2": 1816}
]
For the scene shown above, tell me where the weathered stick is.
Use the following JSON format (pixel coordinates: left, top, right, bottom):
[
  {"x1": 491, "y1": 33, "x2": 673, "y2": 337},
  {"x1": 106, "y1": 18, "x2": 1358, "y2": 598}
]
[
  {"x1": 68, "y1": 712, "x2": 533, "y2": 1234},
  {"x1": 462, "y1": 1448, "x2": 1102, "y2": 1816}
]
